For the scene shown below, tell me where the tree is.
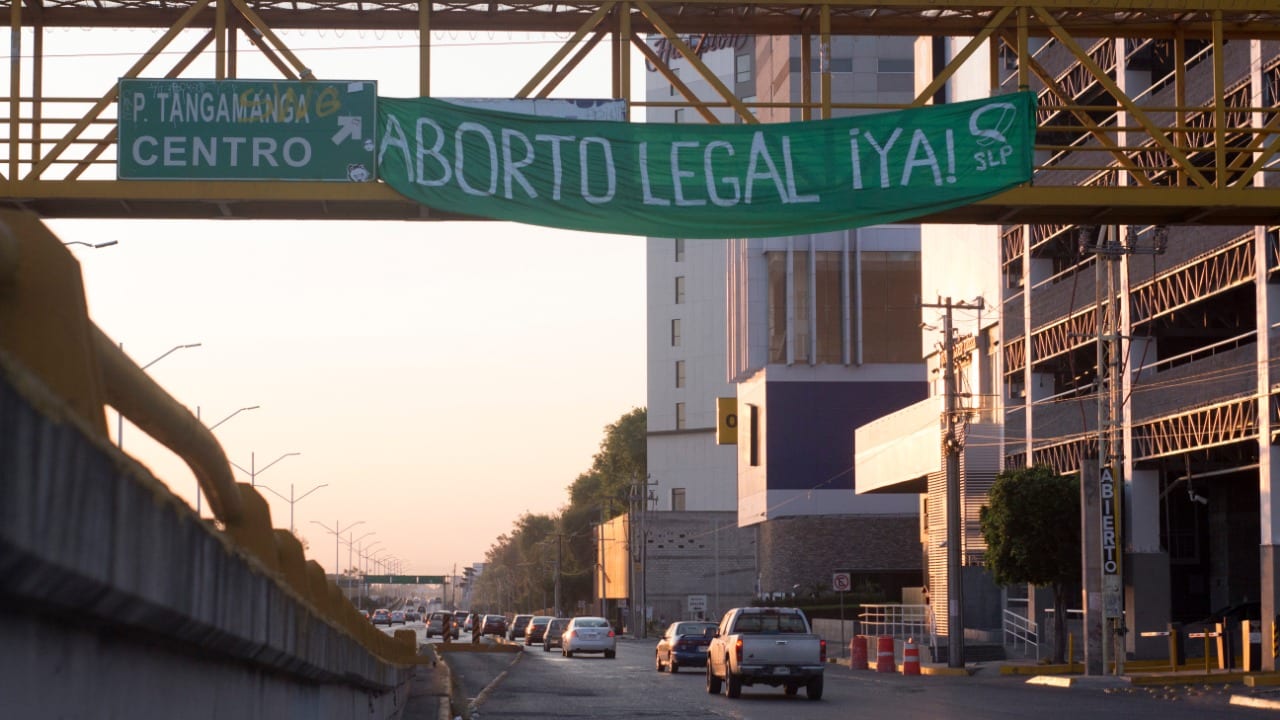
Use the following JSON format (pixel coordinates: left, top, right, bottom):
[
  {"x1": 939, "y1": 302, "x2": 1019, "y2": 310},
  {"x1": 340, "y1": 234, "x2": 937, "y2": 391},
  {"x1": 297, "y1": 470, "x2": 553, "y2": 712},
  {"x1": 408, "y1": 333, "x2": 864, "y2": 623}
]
[{"x1": 979, "y1": 465, "x2": 1080, "y2": 663}]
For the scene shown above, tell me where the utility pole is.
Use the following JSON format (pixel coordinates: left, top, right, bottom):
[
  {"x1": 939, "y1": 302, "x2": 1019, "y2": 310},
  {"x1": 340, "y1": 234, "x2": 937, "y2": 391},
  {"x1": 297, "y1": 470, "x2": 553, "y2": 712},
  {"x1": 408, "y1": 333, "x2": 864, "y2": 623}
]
[
  {"x1": 554, "y1": 533, "x2": 563, "y2": 618},
  {"x1": 1085, "y1": 224, "x2": 1166, "y2": 675},
  {"x1": 921, "y1": 295, "x2": 983, "y2": 670},
  {"x1": 628, "y1": 473, "x2": 659, "y2": 638}
]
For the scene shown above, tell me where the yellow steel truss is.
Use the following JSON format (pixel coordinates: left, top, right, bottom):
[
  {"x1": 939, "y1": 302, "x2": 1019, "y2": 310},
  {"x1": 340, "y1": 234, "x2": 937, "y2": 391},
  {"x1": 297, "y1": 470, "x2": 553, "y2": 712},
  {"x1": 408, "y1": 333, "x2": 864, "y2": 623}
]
[{"x1": 3, "y1": 0, "x2": 1280, "y2": 221}]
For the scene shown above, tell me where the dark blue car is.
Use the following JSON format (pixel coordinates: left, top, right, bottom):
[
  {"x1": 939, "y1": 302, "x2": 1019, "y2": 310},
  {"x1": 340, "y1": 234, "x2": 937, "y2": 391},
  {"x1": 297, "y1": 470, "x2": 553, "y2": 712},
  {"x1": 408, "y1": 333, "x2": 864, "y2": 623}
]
[{"x1": 654, "y1": 621, "x2": 718, "y2": 673}]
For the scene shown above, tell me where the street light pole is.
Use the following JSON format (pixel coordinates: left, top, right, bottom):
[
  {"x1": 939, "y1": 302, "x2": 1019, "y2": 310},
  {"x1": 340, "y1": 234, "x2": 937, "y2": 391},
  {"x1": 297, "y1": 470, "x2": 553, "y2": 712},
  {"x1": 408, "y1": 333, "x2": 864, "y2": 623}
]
[
  {"x1": 258, "y1": 482, "x2": 328, "y2": 534},
  {"x1": 200, "y1": 405, "x2": 260, "y2": 515},
  {"x1": 230, "y1": 451, "x2": 301, "y2": 488},
  {"x1": 312, "y1": 519, "x2": 365, "y2": 579},
  {"x1": 119, "y1": 342, "x2": 202, "y2": 448},
  {"x1": 345, "y1": 531, "x2": 376, "y2": 578}
]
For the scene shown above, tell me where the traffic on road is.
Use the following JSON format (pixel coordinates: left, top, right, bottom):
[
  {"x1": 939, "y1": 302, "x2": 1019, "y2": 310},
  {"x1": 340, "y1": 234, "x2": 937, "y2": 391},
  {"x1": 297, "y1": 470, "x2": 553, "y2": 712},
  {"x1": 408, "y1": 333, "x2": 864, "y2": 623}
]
[{"x1": 374, "y1": 608, "x2": 1276, "y2": 719}]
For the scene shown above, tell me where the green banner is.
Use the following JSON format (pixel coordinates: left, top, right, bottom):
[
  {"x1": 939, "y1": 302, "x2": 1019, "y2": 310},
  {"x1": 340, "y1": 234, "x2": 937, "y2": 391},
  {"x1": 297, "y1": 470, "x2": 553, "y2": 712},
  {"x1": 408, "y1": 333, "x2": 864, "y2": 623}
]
[{"x1": 376, "y1": 92, "x2": 1035, "y2": 238}]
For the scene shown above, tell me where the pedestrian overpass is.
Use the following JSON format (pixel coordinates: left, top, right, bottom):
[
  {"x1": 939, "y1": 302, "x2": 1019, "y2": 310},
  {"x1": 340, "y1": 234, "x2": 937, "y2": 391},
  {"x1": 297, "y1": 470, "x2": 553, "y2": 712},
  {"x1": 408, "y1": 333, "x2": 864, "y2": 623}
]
[
  {"x1": 3, "y1": 0, "x2": 1280, "y2": 224},
  {"x1": 4, "y1": 1, "x2": 1280, "y2": 717}
]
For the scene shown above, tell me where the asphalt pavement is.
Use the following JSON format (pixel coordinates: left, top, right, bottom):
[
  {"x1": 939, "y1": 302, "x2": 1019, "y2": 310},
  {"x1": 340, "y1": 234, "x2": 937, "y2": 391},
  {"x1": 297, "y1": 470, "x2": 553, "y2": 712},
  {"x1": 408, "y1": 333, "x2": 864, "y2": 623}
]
[{"x1": 437, "y1": 632, "x2": 1280, "y2": 717}]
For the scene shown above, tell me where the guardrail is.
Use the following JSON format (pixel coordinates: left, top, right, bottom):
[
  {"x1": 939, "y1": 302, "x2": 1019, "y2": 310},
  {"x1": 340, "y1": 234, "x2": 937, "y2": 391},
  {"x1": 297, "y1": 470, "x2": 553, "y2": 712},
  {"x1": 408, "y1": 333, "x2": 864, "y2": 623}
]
[{"x1": 0, "y1": 208, "x2": 415, "y2": 672}]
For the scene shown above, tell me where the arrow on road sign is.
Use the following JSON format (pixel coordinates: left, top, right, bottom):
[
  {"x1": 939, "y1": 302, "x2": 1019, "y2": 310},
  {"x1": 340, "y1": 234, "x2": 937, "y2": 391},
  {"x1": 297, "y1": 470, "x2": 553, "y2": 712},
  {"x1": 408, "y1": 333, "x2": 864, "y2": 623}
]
[{"x1": 332, "y1": 116, "x2": 362, "y2": 144}]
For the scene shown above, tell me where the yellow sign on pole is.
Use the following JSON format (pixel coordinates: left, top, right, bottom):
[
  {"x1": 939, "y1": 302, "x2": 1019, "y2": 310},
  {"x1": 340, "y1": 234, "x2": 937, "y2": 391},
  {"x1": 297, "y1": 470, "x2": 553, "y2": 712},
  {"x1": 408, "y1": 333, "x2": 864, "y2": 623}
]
[{"x1": 716, "y1": 397, "x2": 738, "y2": 444}]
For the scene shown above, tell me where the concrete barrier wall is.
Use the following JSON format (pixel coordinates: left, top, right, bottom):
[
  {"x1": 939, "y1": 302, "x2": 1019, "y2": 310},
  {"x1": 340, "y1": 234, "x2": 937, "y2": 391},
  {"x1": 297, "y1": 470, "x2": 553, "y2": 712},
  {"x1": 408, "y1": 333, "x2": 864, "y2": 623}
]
[{"x1": 0, "y1": 354, "x2": 412, "y2": 718}]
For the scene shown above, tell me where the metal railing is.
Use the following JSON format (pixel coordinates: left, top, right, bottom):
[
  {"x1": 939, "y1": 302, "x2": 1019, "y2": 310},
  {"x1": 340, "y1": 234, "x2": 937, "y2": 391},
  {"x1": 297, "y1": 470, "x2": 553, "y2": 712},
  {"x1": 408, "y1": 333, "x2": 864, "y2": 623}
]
[
  {"x1": 1003, "y1": 608, "x2": 1040, "y2": 660},
  {"x1": 858, "y1": 604, "x2": 936, "y2": 660}
]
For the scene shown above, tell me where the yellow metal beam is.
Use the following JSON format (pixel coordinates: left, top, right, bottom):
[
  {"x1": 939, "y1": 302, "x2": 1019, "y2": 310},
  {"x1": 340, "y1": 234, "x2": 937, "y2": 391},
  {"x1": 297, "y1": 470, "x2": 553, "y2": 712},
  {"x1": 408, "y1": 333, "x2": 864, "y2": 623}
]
[
  {"x1": 632, "y1": 39, "x2": 723, "y2": 124},
  {"x1": 537, "y1": 30, "x2": 608, "y2": 99},
  {"x1": 517, "y1": 2, "x2": 615, "y2": 98},
  {"x1": 634, "y1": 0, "x2": 757, "y2": 123},
  {"x1": 228, "y1": 0, "x2": 313, "y2": 80},
  {"x1": 913, "y1": 5, "x2": 1014, "y2": 106},
  {"x1": 1031, "y1": 4, "x2": 1214, "y2": 190},
  {"x1": 25, "y1": 0, "x2": 214, "y2": 181}
]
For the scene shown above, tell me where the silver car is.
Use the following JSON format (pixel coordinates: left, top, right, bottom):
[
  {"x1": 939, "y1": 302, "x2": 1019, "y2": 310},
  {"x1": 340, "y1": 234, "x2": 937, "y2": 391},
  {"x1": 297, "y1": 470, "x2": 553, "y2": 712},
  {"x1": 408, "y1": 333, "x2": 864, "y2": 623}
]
[{"x1": 561, "y1": 616, "x2": 616, "y2": 658}]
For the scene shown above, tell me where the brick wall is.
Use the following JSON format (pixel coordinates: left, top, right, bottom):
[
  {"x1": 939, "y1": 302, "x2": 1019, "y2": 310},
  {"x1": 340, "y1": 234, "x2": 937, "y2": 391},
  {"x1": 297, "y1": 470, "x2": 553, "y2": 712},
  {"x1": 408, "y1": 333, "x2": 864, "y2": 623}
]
[
  {"x1": 640, "y1": 511, "x2": 758, "y2": 625},
  {"x1": 757, "y1": 515, "x2": 922, "y2": 597}
]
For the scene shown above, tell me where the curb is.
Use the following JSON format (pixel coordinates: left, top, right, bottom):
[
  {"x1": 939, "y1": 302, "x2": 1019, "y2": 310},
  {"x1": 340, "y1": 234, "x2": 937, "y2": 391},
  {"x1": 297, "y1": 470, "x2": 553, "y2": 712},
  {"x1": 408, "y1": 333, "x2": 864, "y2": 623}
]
[
  {"x1": 1025, "y1": 675, "x2": 1128, "y2": 689},
  {"x1": 1230, "y1": 694, "x2": 1280, "y2": 711}
]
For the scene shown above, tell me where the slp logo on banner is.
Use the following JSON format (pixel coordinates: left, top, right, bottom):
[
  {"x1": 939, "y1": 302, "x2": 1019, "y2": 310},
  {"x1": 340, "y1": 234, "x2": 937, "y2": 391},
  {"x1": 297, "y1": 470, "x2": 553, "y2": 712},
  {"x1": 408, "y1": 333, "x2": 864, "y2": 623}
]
[{"x1": 375, "y1": 91, "x2": 1036, "y2": 238}]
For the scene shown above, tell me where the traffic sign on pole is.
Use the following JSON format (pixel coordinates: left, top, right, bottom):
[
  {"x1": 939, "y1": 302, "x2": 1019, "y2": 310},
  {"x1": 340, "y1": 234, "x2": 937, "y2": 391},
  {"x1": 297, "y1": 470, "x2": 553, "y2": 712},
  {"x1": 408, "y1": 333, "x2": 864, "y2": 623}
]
[
  {"x1": 117, "y1": 78, "x2": 377, "y2": 181},
  {"x1": 832, "y1": 572, "x2": 852, "y2": 593},
  {"x1": 364, "y1": 574, "x2": 445, "y2": 585}
]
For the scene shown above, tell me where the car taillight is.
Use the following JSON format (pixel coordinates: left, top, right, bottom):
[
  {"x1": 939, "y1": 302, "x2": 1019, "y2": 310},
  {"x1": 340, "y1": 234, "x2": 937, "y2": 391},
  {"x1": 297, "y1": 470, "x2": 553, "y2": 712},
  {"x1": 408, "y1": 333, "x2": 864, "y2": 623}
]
[
  {"x1": 608, "y1": 629, "x2": 615, "y2": 637},
  {"x1": 820, "y1": 639, "x2": 827, "y2": 662},
  {"x1": 570, "y1": 630, "x2": 579, "y2": 638},
  {"x1": 735, "y1": 637, "x2": 743, "y2": 663}
]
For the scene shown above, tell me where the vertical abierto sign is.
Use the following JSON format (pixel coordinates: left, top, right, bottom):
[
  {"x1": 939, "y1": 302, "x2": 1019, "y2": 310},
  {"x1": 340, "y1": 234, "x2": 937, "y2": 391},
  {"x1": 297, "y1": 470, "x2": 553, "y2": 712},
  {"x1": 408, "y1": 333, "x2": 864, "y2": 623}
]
[{"x1": 1100, "y1": 465, "x2": 1122, "y2": 619}]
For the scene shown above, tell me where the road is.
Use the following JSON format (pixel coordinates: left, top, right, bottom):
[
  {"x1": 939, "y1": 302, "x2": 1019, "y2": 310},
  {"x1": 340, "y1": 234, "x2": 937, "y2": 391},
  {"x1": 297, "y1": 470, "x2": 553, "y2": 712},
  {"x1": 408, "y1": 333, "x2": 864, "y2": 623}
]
[{"x1": 444, "y1": 636, "x2": 1278, "y2": 720}]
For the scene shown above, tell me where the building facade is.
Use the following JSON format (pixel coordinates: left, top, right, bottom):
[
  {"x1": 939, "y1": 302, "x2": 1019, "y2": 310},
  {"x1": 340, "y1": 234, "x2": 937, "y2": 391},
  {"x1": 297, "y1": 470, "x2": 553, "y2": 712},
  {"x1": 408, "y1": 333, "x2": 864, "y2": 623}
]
[{"x1": 645, "y1": 33, "x2": 928, "y2": 601}]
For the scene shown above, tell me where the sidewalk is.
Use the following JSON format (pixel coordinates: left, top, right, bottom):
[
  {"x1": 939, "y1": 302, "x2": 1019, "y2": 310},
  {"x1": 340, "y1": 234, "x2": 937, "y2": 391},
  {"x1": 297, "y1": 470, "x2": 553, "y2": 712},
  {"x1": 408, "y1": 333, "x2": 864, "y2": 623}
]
[{"x1": 399, "y1": 644, "x2": 453, "y2": 720}]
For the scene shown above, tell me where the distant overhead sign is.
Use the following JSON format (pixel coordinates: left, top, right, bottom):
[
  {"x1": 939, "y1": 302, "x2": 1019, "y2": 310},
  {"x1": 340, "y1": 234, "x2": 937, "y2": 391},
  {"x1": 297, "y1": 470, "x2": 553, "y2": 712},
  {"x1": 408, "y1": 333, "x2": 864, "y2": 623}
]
[
  {"x1": 117, "y1": 78, "x2": 377, "y2": 181},
  {"x1": 364, "y1": 574, "x2": 445, "y2": 585}
]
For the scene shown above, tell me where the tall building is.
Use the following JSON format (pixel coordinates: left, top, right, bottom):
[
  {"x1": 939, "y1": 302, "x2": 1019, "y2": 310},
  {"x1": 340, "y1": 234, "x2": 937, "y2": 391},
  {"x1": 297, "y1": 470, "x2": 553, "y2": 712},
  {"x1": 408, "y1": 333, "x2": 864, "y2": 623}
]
[
  {"x1": 857, "y1": 32, "x2": 1280, "y2": 665},
  {"x1": 645, "y1": 34, "x2": 928, "y2": 599}
]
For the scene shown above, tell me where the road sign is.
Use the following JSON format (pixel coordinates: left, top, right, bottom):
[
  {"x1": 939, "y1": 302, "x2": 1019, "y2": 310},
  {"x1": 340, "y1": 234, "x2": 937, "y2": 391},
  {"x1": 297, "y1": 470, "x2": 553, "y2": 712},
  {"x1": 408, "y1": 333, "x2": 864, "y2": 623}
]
[
  {"x1": 687, "y1": 594, "x2": 708, "y2": 614},
  {"x1": 117, "y1": 78, "x2": 377, "y2": 181},
  {"x1": 1100, "y1": 465, "x2": 1122, "y2": 619},
  {"x1": 363, "y1": 574, "x2": 445, "y2": 585},
  {"x1": 832, "y1": 572, "x2": 852, "y2": 592}
]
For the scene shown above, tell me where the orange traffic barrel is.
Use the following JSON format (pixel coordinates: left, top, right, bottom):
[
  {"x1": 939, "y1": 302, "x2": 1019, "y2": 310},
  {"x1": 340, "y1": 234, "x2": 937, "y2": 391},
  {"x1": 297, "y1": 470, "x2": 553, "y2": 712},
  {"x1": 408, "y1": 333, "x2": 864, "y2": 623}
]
[
  {"x1": 876, "y1": 635, "x2": 896, "y2": 673},
  {"x1": 903, "y1": 638, "x2": 921, "y2": 675},
  {"x1": 850, "y1": 635, "x2": 868, "y2": 670}
]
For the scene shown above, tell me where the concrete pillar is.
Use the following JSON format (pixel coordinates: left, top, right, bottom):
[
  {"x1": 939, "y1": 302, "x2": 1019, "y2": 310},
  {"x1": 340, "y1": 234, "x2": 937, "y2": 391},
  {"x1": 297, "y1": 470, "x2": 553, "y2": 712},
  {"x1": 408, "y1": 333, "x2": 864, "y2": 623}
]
[
  {"x1": 1125, "y1": 469, "x2": 1169, "y2": 659},
  {"x1": 1080, "y1": 457, "x2": 1103, "y2": 674}
]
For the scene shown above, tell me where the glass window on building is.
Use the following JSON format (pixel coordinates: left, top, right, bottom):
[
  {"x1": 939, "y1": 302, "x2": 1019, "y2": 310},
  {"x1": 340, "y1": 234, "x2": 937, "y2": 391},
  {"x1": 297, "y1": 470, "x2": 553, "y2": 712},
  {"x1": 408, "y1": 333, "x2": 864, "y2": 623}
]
[
  {"x1": 735, "y1": 51, "x2": 753, "y2": 83},
  {"x1": 675, "y1": 275, "x2": 686, "y2": 304},
  {"x1": 675, "y1": 238, "x2": 685, "y2": 262},
  {"x1": 672, "y1": 318, "x2": 682, "y2": 347},
  {"x1": 674, "y1": 108, "x2": 685, "y2": 124},
  {"x1": 671, "y1": 66, "x2": 679, "y2": 96},
  {"x1": 675, "y1": 360, "x2": 686, "y2": 389},
  {"x1": 676, "y1": 402, "x2": 687, "y2": 430},
  {"x1": 792, "y1": 251, "x2": 810, "y2": 364},
  {"x1": 671, "y1": 488, "x2": 687, "y2": 512},
  {"x1": 816, "y1": 252, "x2": 843, "y2": 364},
  {"x1": 767, "y1": 252, "x2": 787, "y2": 363},
  {"x1": 748, "y1": 404, "x2": 760, "y2": 466},
  {"x1": 876, "y1": 57, "x2": 915, "y2": 93},
  {"x1": 861, "y1": 250, "x2": 922, "y2": 363}
]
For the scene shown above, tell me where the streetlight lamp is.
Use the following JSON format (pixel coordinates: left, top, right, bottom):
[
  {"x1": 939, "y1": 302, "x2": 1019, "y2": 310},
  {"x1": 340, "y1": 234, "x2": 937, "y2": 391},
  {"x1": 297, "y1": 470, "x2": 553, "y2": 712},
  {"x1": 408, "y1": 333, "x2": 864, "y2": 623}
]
[
  {"x1": 118, "y1": 342, "x2": 203, "y2": 448},
  {"x1": 341, "y1": 531, "x2": 376, "y2": 606},
  {"x1": 230, "y1": 451, "x2": 301, "y2": 488},
  {"x1": 343, "y1": 530, "x2": 376, "y2": 577},
  {"x1": 208, "y1": 405, "x2": 260, "y2": 431},
  {"x1": 62, "y1": 240, "x2": 119, "y2": 249},
  {"x1": 194, "y1": 405, "x2": 260, "y2": 515},
  {"x1": 358, "y1": 541, "x2": 384, "y2": 609},
  {"x1": 258, "y1": 481, "x2": 328, "y2": 534},
  {"x1": 312, "y1": 519, "x2": 365, "y2": 580}
]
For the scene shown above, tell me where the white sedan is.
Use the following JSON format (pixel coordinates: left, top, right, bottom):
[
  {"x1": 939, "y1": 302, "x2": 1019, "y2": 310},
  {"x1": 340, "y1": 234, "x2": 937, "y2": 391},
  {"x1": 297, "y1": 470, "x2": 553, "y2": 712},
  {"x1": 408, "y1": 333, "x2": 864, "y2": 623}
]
[{"x1": 561, "y1": 617, "x2": 616, "y2": 658}]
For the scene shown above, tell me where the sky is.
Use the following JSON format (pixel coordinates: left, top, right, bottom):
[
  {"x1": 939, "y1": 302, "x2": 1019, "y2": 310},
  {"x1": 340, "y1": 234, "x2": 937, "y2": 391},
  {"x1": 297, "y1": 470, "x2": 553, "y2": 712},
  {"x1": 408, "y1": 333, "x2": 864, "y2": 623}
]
[{"x1": 41, "y1": 26, "x2": 650, "y2": 576}]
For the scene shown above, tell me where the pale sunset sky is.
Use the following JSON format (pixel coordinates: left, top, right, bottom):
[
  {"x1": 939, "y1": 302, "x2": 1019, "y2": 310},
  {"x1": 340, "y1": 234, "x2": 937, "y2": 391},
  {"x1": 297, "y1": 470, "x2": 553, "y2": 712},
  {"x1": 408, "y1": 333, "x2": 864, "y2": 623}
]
[{"x1": 45, "y1": 27, "x2": 649, "y2": 576}]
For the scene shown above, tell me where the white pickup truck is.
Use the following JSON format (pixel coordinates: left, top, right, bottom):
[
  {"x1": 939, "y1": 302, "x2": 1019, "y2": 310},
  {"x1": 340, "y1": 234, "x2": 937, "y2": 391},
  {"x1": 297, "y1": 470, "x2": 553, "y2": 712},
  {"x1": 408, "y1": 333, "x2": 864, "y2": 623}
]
[{"x1": 705, "y1": 606, "x2": 826, "y2": 700}]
